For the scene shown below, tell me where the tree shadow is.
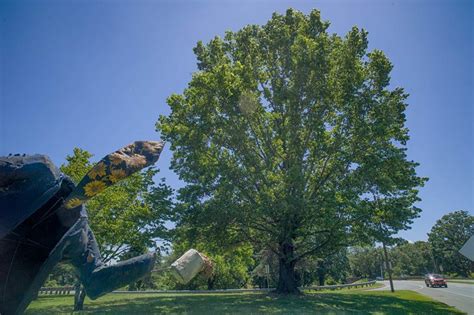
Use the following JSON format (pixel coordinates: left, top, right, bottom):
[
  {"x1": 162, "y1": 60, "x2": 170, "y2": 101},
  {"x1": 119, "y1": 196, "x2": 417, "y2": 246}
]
[{"x1": 26, "y1": 291, "x2": 462, "y2": 314}]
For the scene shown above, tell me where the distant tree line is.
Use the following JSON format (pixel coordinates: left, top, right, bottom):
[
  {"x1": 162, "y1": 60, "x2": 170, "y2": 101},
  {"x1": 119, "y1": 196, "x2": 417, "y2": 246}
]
[{"x1": 46, "y1": 202, "x2": 473, "y2": 291}]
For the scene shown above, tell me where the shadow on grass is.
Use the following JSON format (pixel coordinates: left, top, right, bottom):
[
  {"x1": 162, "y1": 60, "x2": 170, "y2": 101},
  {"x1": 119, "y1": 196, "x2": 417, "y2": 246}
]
[{"x1": 26, "y1": 290, "x2": 462, "y2": 314}]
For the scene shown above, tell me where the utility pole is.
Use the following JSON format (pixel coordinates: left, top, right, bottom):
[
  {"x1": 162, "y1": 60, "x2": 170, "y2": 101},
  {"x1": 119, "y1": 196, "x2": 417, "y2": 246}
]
[{"x1": 382, "y1": 242, "x2": 394, "y2": 292}]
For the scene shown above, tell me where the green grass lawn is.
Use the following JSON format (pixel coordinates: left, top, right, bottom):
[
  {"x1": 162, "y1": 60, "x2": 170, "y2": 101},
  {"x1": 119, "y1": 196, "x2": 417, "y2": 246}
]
[
  {"x1": 447, "y1": 280, "x2": 474, "y2": 285},
  {"x1": 26, "y1": 288, "x2": 463, "y2": 314}
]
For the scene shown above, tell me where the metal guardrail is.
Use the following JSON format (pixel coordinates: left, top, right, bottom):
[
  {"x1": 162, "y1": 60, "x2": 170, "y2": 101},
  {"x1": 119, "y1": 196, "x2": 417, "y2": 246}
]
[
  {"x1": 112, "y1": 288, "x2": 273, "y2": 294},
  {"x1": 302, "y1": 280, "x2": 376, "y2": 291},
  {"x1": 38, "y1": 281, "x2": 376, "y2": 296}
]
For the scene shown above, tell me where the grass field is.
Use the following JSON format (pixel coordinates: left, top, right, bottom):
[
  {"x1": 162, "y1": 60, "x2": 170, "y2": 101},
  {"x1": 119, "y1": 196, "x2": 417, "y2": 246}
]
[
  {"x1": 447, "y1": 280, "x2": 474, "y2": 285},
  {"x1": 26, "y1": 288, "x2": 463, "y2": 314}
]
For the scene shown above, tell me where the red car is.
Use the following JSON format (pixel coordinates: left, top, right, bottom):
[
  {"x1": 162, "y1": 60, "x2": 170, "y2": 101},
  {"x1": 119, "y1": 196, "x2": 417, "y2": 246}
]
[{"x1": 425, "y1": 274, "x2": 448, "y2": 288}]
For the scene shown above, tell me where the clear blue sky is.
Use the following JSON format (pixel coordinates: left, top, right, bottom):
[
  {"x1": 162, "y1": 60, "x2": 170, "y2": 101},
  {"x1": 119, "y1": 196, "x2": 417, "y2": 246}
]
[{"x1": 1, "y1": 0, "x2": 472, "y2": 241}]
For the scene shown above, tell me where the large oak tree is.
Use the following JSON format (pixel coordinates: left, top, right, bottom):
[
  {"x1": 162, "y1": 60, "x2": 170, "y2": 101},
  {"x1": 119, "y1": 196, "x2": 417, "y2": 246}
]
[{"x1": 157, "y1": 9, "x2": 425, "y2": 293}]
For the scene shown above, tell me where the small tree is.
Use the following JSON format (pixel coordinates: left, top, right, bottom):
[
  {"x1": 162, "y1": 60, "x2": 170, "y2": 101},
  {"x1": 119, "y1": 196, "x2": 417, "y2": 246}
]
[
  {"x1": 428, "y1": 210, "x2": 473, "y2": 277},
  {"x1": 60, "y1": 148, "x2": 174, "y2": 309},
  {"x1": 158, "y1": 9, "x2": 425, "y2": 293}
]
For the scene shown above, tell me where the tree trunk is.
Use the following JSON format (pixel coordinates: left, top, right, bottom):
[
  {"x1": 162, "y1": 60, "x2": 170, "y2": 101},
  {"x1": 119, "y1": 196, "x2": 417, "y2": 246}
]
[
  {"x1": 128, "y1": 281, "x2": 137, "y2": 291},
  {"x1": 382, "y1": 242, "x2": 394, "y2": 292},
  {"x1": 74, "y1": 282, "x2": 86, "y2": 311},
  {"x1": 275, "y1": 242, "x2": 299, "y2": 294},
  {"x1": 317, "y1": 261, "x2": 325, "y2": 286},
  {"x1": 318, "y1": 271, "x2": 325, "y2": 286},
  {"x1": 207, "y1": 277, "x2": 215, "y2": 290}
]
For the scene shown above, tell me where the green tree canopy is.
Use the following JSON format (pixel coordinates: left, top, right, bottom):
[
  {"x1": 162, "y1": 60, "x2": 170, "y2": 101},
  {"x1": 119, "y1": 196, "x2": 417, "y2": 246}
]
[
  {"x1": 60, "y1": 148, "x2": 174, "y2": 262},
  {"x1": 390, "y1": 241, "x2": 434, "y2": 277},
  {"x1": 159, "y1": 236, "x2": 254, "y2": 290},
  {"x1": 348, "y1": 246, "x2": 383, "y2": 280},
  {"x1": 157, "y1": 8, "x2": 425, "y2": 293},
  {"x1": 428, "y1": 210, "x2": 473, "y2": 277}
]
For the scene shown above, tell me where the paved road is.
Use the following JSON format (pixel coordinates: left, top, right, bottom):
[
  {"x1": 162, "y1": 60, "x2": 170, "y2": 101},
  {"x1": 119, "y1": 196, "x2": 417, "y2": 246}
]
[{"x1": 375, "y1": 280, "x2": 473, "y2": 314}]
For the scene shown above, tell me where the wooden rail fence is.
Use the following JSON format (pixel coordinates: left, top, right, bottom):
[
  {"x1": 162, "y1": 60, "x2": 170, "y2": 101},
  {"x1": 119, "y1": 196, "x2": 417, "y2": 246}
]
[
  {"x1": 37, "y1": 281, "x2": 376, "y2": 296},
  {"x1": 38, "y1": 286, "x2": 74, "y2": 295}
]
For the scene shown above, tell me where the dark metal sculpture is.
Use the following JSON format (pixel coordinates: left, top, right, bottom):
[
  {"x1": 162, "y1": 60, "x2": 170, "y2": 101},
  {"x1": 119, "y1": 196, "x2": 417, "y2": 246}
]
[{"x1": 0, "y1": 141, "x2": 164, "y2": 315}]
